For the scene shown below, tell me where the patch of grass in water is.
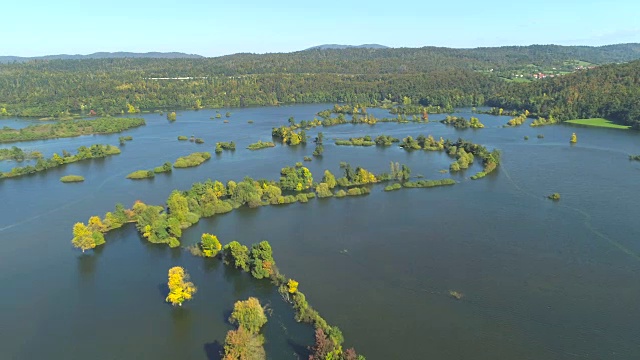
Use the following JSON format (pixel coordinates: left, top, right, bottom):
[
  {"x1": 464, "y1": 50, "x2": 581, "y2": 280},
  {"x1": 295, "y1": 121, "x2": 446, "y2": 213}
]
[{"x1": 565, "y1": 118, "x2": 630, "y2": 130}]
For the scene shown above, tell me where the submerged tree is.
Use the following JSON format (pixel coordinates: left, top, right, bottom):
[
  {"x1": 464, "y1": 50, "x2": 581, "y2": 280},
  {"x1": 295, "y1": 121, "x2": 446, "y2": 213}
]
[
  {"x1": 71, "y1": 223, "x2": 97, "y2": 253},
  {"x1": 229, "y1": 297, "x2": 268, "y2": 335},
  {"x1": 201, "y1": 233, "x2": 222, "y2": 257},
  {"x1": 570, "y1": 132, "x2": 577, "y2": 143},
  {"x1": 223, "y1": 326, "x2": 266, "y2": 360},
  {"x1": 165, "y1": 266, "x2": 197, "y2": 306}
]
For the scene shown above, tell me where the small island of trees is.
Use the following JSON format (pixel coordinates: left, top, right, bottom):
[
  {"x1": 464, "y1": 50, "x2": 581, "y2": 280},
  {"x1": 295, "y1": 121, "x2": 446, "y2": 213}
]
[
  {"x1": 118, "y1": 136, "x2": 133, "y2": 145},
  {"x1": 215, "y1": 141, "x2": 236, "y2": 153},
  {"x1": 60, "y1": 175, "x2": 85, "y2": 183},
  {"x1": 0, "y1": 117, "x2": 145, "y2": 143},
  {"x1": 127, "y1": 170, "x2": 155, "y2": 180},
  {"x1": 247, "y1": 140, "x2": 275, "y2": 150},
  {"x1": 1, "y1": 144, "x2": 121, "y2": 179},
  {"x1": 0, "y1": 146, "x2": 43, "y2": 161},
  {"x1": 440, "y1": 116, "x2": 484, "y2": 129},
  {"x1": 173, "y1": 152, "x2": 211, "y2": 168}
]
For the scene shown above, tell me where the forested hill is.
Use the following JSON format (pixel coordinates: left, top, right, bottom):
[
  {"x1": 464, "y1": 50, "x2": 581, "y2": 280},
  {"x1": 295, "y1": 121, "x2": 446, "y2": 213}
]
[
  {"x1": 0, "y1": 52, "x2": 203, "y2": 63},
  {"x1": 0, "y1": 44, "x2": 639, "y2": 128},
  {"x1": 489, "y1": 60, "x2": 640, "y2": 128},
  {"x1": 305, "y1": 44, "x2": 390, "y2": 50},
  {"x1": 2, "y1": 43, "x2": 640, "y2": 75}
]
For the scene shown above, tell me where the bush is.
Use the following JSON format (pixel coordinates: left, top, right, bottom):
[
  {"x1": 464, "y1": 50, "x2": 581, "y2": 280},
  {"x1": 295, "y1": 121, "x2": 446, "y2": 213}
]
[
  {"x1": 303, "y1": 156, "x2": 312, "y2": 162},
  {"x1": 60, "y1": 175, "x2": 84, "y2": 183},
  {"x1": 127, "y1": 170, "x2": 155, "y2": 179},
  {"x1": 177, "y1": 136, "x2": 188, "y2": 141},
  {"x1": 247, "y1": 140, "x2": 275, "y2": 150},
  {"x1": 403, "y1": 179, "x2": 456, "y2": 188},
  {"x1": 548, "y1": 193, "x2": 561, "y2": 201},
  {"x1": 470, "y1": 171, "x2": 487, "y2": 180},
  {"x1": 153, "y1": 162, "x2": 173, "y2": 173},
  {"x1": 315, "y1": 183, "x2": 333, "y2": 198},
  {"x1": 384, "y1": 183, "x2": 402, "y2": 191},
  {"x1": 335, "y1": 189, "x2": 347, "y2": 198},
  {"x1": 173, "y1": 152, "x2": 211, "y2": 168}
]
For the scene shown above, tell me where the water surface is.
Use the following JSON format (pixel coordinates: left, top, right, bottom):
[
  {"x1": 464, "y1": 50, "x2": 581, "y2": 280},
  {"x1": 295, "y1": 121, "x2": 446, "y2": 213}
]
[{"x1": 1, "y1": 105, "x2": 639, "y2": 359}]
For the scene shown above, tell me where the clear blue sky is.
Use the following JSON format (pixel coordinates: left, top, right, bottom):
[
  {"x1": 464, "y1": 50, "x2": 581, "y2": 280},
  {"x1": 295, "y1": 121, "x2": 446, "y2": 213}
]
[{"x1": 2, "y1": 0, "x2": 639, "y2": 57}]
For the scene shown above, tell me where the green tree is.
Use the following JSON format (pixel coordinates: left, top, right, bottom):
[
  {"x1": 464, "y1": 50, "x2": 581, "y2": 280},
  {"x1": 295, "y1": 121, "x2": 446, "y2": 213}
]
[
  {"x1": 223, "y1": 326, "x2": 266, "y2": 360},
  {"x1": 249, "y1": 241, "x2": 275, "y2": 279},
  {"x1": 224, "y1": 241, "x2": 250, "y2": 271},
  {"x1": 201, "y1": 233, "x2": 222, "y2": 257},
  {"x1": 229, "y1": 297, "x2": 268, "y2": 334},
  {"x1": 322, "y1": 170, "x2": 337, "y2": 189}
]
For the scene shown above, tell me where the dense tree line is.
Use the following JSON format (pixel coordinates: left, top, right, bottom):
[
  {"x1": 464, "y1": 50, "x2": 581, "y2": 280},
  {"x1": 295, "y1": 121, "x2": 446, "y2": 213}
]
[
  {"x1": 487, "y1": 61, "x2": 640, "y2": 128},
  {"x1": 1, "y1": 144, "x2": 120, "y2": 179},
  {"x1": 0, "y1": 117, "x2": 145, "y2": 142},
  {"x1": 0, "y1": 47, "x2": 639, "y2": 127},
  {"x1": 0, "y1": 146, "x2": 42, "y2": 161}
]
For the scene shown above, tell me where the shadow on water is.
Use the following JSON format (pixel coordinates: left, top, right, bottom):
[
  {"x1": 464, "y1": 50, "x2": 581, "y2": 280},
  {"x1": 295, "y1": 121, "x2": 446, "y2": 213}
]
[
  {"x1": 77, "y1": 248, "x2": 102, "y2": 280},
  {"x1": 223, "y1": 265, "x2": 252, "y2": 297},
  {"x1": 203, "y1": 341, "x2": 224, "y2": 360},
  {"x1": 157, "y1": 282, "x2": 169, "y2": 299},
  {"x1": 287, "y1": 339, "x2": 310, "y2": 359},
  {"x1": 203, "y1": 256, "x2": 223, "y2": 273}
]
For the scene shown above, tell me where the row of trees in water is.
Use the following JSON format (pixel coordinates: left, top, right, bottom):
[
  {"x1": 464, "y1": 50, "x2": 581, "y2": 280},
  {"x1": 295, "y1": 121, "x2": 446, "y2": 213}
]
[
  {"x1": 155, "y1": 232, "x2": 366, "y2": 359},
  {"x1": 1, "y1": 144, "x2": 121, "y2": 179},
  {"x1": 0, "y1": 117, "x2": 145, "y2": 142},
  {"x1": 70, "y1": 148, "x2": 477, "y2": 251}
]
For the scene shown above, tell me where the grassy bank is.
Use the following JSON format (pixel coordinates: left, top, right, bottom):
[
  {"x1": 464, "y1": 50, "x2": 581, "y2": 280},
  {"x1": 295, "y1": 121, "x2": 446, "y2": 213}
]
[{"x1": 566, "y1": 118, "x2": 630, "y2": 130}]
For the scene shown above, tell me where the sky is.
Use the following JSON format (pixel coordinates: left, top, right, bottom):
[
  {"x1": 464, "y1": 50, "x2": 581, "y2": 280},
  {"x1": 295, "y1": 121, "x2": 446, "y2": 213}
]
[{"x1": 2, "y1": 0, "x2": 640, "y2": 57}]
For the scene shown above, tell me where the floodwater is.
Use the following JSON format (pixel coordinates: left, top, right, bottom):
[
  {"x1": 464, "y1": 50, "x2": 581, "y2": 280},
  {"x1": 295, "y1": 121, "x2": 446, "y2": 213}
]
[{"x1": 1, "y1": 105, "x2": 639, "y2": 359}]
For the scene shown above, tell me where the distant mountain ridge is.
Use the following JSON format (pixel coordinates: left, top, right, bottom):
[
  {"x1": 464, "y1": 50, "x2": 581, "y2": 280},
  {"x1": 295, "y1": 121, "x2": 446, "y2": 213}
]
[
  {"x1": 0, "y1": 52, "x2": 203, "y2": 63},
  {"x1": 305, "y1": 44, "x2": 389, "y2": 50}
]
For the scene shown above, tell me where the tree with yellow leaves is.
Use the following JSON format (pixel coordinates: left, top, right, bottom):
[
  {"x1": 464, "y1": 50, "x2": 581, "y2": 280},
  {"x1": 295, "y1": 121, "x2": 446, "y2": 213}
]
[
  {"x1": 88, "y1": 216, "x2": 107, "y2": 232},
  {"x1": 71, "y1": 222, "x2": 96, "y2": 253},
  {"x1": 165, "y1": 266, "x2": 197, "y2": 306},
  {"x1": 126, "y1": 103, "x2": 138, "y2": 114},
  {"x1": 570, "y1": 133, "x2": 577, "y2": 143},
  {"x1": 201, "y1": 233, "x2": 222, "y2": 257},
  {"x1": 52, "y1": 153, "x2": 65, "y2": 165},
  {"x1": 287, "y1": 279, "x2": 299, "y2": 294}
]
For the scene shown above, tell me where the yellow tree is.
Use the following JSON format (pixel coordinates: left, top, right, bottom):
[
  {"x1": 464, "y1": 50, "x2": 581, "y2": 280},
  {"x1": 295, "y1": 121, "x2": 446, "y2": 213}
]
[
  {"x1": 201, "y1": 233, "x2": 222, "y2": 257},
  {"x1": 126, "y1": 103, "x2": 138, "y2": 114},
  {"x1": 52, "y1": 153, "x2": 65, "y2": 165},
  {"x1": 71, "y1": 222, "x2": 96, "y2": 253},
  {"x1": 287, "y1": 279, "x2": 299, "y2": 294},
  {"x1": 570, "y1": 133, "x2": 577, "y2": 143},
  {"x1": 88, "y1": 216, "x2": 107, "y2": 232},
  {"x1": 166, "y1": 266, "x2": 197, "y2": 306}
]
